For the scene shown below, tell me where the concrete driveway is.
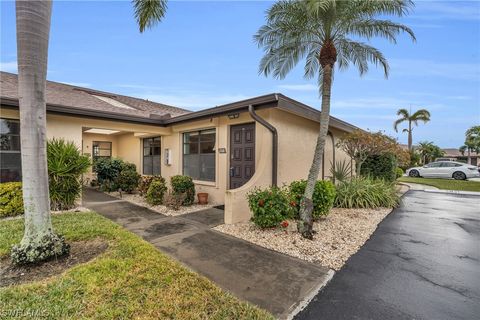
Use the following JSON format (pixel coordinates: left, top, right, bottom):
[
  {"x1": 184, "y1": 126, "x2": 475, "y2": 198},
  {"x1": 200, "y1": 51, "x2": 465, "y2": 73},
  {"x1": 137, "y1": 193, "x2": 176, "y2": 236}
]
[{"x1": 296, "y1": 190, "x2": 480, "y2": 320}]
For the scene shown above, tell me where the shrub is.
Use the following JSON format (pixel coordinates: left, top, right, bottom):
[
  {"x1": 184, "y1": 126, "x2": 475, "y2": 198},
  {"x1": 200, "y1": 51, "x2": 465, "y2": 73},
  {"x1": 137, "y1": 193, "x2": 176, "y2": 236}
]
[
  {"x1": 0, "y1": 182, "x2": 24, "y2": 217},
  {"x1": 92, "y1": 158, "x2": 124, "y2": 191},
  {"x1": 47, "y1": 139, "x2": 91, "y2": 210},
  {"x1": 116, "y1": 163, "x2": 140, "y2": 193},
  {"x1": 171, "y1": 175, "x2": 195, "y2": 206},
  {"x1": 335, "y1": 177, "x2": 399, "y2": 209},
  {"x1": 360, "y1": 153, "x2": 397, "y2": 182},
  {"x1": 139, "y1": 175, "x2": 163, "y2": 195},
  {"x1": 289, "y1": 180, "x2": 336, "y2": 219},
  {"x1": 329, "y1": 159, "x2": 352, "y2": 183},
  {"x1": 164, "y1": 192, "x2": 186, "y2": 210},
  {"x1": 146, "y1": 178, "x2": 167, "y2": 206},
  {"x1": 247, "y1": 186, "x2": 294, "y2": 228},
  {"x1": 395, "y1": 167, "x2": 404, "y2": 179}
]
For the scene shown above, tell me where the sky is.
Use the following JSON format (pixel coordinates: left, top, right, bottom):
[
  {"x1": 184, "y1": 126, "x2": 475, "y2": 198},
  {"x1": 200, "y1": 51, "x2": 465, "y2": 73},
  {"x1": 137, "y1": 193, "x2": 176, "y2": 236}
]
[{"x1": 1, "y1": 0, "x2": 479, "y2": 148}]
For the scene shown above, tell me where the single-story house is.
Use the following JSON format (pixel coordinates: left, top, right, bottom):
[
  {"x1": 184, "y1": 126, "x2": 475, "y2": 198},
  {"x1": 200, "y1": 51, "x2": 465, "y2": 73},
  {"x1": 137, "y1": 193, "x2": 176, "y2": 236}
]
[
  {"x1": 0, "y1": 71, "x2": 356, "y2": 223},
  {"x1": 441, "y1": 148, "x2": 479, "y2": 166}
]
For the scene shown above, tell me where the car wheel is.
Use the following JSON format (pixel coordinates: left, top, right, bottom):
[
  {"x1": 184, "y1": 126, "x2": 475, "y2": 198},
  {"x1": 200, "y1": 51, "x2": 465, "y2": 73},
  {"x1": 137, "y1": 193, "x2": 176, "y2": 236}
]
[
  {"x1": 409, "y1": 169, "x2": 420, "y2": 177},
  {"x1": 452, "y1": 171, "x2": 466, "y2": 180}
]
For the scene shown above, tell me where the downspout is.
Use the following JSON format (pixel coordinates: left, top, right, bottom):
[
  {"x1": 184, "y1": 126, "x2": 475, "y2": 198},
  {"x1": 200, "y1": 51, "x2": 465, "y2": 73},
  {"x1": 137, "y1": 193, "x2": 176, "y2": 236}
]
[{"x1": 248, "y1": 104, "x2": 278, "y2": 187}]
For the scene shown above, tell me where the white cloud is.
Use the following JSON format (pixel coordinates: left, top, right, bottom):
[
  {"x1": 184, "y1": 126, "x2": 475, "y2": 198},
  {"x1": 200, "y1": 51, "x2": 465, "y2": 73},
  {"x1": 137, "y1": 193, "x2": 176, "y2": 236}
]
[
  {"x1": 0, "y1": 61, "x2": 17, "y2": 73},
  {"x1": 389, "y1": 58, "x2": 480, "y2": 81},
  {"x1": 277, "y1": 84, "x2": 318, "y2": 91}
]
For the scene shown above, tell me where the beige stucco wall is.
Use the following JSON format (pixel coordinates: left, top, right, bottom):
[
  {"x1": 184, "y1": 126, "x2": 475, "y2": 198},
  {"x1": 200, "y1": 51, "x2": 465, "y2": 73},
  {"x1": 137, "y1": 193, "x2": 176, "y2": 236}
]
[{"x1": 2, "y1": 106, "x2": 353, "y2": 224}]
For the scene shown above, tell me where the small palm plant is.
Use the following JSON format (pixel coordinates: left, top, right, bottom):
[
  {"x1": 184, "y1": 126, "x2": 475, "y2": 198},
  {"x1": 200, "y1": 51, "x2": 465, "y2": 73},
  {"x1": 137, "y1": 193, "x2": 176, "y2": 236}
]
[
  {"x1": 255, "y1": 0, "x2": 415, "y2": 239},
  {"x1": 394, "y1": 108, "x2": 431, "y2": 152}
]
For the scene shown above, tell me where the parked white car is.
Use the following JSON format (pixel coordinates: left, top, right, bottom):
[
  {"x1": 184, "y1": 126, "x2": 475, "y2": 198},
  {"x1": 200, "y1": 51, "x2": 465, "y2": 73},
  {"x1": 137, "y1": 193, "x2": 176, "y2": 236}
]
[{"x1": 406, "y1": 161, "x2": 480, "y2": 180}]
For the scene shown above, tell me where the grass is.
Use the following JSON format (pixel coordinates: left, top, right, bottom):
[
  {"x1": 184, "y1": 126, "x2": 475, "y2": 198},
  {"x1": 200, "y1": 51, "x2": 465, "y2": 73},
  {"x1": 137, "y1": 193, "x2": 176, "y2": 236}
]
[
  {"x1": 398, "y1": 177, "x2": 480, "y2": 192},
  {"x1": 0, "y1": 212, "x2": 273, "y2": 320}
]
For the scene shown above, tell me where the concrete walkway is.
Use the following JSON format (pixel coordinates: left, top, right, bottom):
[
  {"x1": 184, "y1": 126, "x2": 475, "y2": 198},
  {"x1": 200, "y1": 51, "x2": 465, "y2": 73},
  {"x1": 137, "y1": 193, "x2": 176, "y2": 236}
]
[
  {"x1": 83, "y1": 188, "x2": 331, "y2": 319},
  {"x1": 296, "y1": 190, "x2": 480, "y2": 320}
]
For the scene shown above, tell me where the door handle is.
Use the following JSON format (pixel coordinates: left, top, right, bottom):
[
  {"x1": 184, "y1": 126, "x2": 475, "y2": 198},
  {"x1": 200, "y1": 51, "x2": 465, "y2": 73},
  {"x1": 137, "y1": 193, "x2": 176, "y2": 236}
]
[{"x1": 230, "y1": 167, "x2": 235, "y2": 177}]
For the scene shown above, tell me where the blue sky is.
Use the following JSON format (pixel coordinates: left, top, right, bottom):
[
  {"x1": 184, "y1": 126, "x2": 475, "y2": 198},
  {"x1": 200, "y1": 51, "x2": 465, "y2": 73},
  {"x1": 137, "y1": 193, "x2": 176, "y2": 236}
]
[{"x1": 1, "y1": 0, "x2": 479, "y2": 148}]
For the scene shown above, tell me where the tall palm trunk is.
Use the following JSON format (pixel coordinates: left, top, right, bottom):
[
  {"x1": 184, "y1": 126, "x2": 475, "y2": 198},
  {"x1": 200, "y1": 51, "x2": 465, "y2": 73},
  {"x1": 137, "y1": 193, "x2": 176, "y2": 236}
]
[
  {"x1": 17, "y1": 0, "x2": 52, "y2": 243},
  {"x1": 12, "y1": 0, "x2": 68, "y2": 265},
  {"x1": 467, "y1": 148, "x2": 471, "y2": 165},
  {"x1": 408, "y1": 121, "x2": 412, "y2": 152},
  {"x1": 298, "y1": 64, "x2": 333, "y2": 239}
]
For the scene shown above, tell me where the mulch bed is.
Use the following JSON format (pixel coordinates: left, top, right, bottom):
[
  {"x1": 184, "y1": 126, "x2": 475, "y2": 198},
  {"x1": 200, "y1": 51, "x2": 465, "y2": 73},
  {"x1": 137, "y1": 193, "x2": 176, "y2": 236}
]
[{"x1": 0, "y1": 239, "x2": 108, "y2": 287}]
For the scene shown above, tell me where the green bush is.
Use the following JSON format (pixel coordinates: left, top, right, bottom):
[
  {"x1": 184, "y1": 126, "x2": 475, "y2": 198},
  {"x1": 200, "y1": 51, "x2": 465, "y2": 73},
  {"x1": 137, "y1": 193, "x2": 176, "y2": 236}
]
[
  {"x1": 289, "y1": 180, "x2": 336, "y2": 219},
  {"x1": 171, "y1": 175, "x2": 195, "y2": 206},
  {"x1": 247, "y1": 186, "x2": 294, "y2": 228},
  {"x1": 47, "y1": 139, "x2": 90, "y2": 210},
  {"x1": 395, "y1": 167, "x2": 404, "y2": 179},
  {"x1": 139, "y1": 175, "x2": 163, "y2": 195},
  {"x1": 146, "y1": 178, "x2": 168, "y2": 206},
  {"x1": 0, "y1": 182, "x2": 24, "y2": 217},
  {"x1": 335, "y1": 177, "x2": 399, "y2": 209},
  {"x1": 92, "y1": 158, "x2": 124, "y2": 191},
  {"x1": 116, "y1": 163, "x2": 140, "y2": 193},
  {"x1": 361, "y1": 153, "x2": 397, "y2": 182}
]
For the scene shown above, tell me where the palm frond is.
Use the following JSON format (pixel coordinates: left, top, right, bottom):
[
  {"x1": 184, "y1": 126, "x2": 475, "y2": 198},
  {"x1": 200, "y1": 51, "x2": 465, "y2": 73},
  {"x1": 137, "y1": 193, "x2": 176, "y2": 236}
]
[
  {"x1": 410, "y1": 109, "x2": 431, "y2": 122},
  {"x1": 133, "y1": 0, "x2": 167, "y2": 33},
  {"x1": 337, "y1": 39, "x2": 389, "y2": 77},
  {"x1": 347, "y1": 19, "x2": 416, "y2": 43}
]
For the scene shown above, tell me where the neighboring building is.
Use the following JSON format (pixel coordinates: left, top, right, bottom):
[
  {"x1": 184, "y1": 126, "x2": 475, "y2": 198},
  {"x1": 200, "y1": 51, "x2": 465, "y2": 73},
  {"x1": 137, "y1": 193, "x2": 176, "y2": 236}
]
[
  {"x1": 441, "y1": 148, "x2": 479, "y2": 166},
  {"x1": 0, "y1": 71, "x2": 356, "y2": 223}
]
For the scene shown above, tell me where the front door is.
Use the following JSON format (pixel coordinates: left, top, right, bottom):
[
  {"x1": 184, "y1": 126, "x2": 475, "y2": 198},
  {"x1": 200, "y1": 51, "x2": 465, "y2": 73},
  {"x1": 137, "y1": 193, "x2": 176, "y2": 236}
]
[{"x1": 230, "y1": 123, "x2": 255, "y2": 189}]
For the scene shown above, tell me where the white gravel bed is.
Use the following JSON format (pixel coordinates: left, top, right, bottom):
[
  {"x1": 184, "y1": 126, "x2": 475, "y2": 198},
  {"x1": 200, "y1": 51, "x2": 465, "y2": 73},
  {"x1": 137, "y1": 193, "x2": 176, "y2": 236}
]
[
  {"x1": 214, "y1": 207, "x2": 392, "y2": 270},
  {"x1": 108, "y1": 191, "x2": 215, "y2": 217}
]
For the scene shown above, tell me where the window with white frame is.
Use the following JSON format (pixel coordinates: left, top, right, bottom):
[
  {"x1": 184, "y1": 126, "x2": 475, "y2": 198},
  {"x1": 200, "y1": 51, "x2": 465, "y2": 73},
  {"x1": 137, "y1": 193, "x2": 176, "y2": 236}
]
[{"x1": 182, "y1": 129, "x2": 215, "y2": 182}]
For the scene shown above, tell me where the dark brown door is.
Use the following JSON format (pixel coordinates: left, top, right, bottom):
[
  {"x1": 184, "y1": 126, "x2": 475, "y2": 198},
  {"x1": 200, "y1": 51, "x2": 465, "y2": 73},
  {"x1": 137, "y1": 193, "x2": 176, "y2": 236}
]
[{"x1": 230, "y1": 123, "x2": 255, "y2": 189}]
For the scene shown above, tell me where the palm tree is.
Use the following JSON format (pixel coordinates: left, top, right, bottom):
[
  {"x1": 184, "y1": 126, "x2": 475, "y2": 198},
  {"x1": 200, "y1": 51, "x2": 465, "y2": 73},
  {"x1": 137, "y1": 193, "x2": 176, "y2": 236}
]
[
  {"x1": 416, "y1": 141, "x2": 444, "y2": 164},
  {"x1": 255, "y1": 0, "x2": 415, "y2": 239},
  {"x1": 460, "y1": 125, "x2": 480, "y2": 164},
  {"x1": 13, "y1": 0, "x2": 167, "y2": 264},
  {"x1": 394, "y1": 108, "x2": 430, "y2": 152}
]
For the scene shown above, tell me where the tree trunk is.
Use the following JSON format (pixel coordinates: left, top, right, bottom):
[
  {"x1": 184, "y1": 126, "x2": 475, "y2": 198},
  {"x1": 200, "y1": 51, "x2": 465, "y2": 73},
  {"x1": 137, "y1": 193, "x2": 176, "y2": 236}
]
[
  {"x1": 298, "y1": 64, "x2": 333, "y2": 240},
  {"x1": 408, "y1": 121, "x2": 413, "y2": 152},
  {"x1": 12, "y1": 0, "x2": 68, "y2": 265}
]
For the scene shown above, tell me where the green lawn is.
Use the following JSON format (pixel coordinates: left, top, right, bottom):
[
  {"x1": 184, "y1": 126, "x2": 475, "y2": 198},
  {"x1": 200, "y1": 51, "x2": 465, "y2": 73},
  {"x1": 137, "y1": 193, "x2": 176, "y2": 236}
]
[
  {"x1": 398, "y1": 177, "x2": 480, "y2": 192},
  {"x1": 0, "y1": 212, "x2": 272, "y2": 320}
]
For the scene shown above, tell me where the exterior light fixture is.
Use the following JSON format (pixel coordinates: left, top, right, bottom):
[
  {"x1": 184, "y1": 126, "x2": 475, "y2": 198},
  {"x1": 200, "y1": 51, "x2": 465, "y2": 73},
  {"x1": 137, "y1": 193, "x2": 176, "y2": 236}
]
[{"x1": 228, "y1": 113, "x2": 239, "y2": 120}]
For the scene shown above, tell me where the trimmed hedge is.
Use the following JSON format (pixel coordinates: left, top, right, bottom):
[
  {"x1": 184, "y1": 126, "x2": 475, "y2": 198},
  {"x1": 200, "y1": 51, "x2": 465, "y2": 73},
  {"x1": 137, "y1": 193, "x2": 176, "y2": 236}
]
[
  {"x1": 116, "y1": 163, "x2": 140, "y2": 193},
  {"x1": 360, "y1": 153, "x2": 397, "y2": 182},
  {"x1": 0, "y1": 182, "x2": 24, "y2": 217},
  {"x1": 171, "y1": 175, "x2": 195, "y2": 206},
  {"x1": 247, "y1": 186, "x2": 294, "y2": 228},
  {"x1": 289, "y1": 180, "x2": 336, "y2": 219},
  {"x1": 146, "y1": 178, "x2": 168, "y2": 206}
]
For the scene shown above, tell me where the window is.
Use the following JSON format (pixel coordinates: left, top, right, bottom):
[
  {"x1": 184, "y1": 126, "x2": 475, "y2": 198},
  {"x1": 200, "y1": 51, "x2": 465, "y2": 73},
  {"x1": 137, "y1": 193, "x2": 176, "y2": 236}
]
[
  {"x1": 92, "y1": 141, "x2": 112, "y2": 161},
  {"x1": 183, "y1": 129, "x2": 215, "y2": 181},
  {"x1": 426, "y1": 162, "x2": 442, "y2": 168},
  {"x1": 0, "y1": 118, "x2": 21, "y2": 182},
  {"x1": 143, "y1": 137, "x2": 161, "y2": 175}
]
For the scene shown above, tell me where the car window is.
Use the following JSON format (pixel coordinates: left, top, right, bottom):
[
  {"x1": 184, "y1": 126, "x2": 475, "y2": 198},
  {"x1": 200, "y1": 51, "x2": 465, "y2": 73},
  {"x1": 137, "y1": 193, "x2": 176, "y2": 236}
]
[
  {"x1": 427, "y1": 162, "x2": 442, "y2": 168},
  {"x1": 441, "y1": 162, "x2": 456, "y2": 167},
  {"x1": 455, "y1": 164, "x2": 463, "y2": 167}
]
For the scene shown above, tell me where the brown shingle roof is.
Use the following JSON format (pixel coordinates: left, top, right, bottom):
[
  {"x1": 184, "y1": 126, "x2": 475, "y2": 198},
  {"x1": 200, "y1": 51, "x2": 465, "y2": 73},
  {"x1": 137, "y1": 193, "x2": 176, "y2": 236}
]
[{"x1": 0, "y1": 72, "x2": 190, "y2": 119}]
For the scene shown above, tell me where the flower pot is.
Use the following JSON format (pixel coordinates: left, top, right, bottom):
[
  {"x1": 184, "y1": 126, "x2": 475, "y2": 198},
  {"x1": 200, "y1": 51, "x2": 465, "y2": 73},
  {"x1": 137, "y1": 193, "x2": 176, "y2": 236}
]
[{"x1": 197, "y1": 192, "x2": 209, "y2": 205}]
